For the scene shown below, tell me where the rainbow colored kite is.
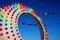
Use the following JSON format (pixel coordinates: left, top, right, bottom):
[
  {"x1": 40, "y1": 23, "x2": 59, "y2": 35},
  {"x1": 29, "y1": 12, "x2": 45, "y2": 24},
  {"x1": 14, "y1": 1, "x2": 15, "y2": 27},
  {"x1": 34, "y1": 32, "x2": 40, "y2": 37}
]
[{"x1": 0, "y1": 3, "x2": 48, "y2": 40}]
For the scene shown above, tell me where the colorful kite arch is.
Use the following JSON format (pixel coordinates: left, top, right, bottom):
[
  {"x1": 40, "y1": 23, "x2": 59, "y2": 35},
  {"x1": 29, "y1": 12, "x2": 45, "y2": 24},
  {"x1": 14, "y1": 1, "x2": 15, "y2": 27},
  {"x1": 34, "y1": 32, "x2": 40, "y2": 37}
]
[{"x1": 0, "y1": 3, "x2": 48, "y2": 40}]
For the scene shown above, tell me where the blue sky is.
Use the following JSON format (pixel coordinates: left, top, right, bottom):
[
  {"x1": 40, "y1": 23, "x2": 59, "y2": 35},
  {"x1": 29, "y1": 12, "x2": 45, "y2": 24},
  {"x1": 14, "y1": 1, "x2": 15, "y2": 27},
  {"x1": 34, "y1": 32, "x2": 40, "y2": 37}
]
[{"x1": 0, "y1": 0, "x2": 60, "y2": 40}]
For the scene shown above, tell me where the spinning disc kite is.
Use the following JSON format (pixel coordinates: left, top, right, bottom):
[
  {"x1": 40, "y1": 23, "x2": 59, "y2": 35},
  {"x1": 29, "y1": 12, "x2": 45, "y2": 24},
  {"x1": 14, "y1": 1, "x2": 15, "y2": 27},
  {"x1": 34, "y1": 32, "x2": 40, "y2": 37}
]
[{"x1": 0, "y1": 3, "x2": 48, "y2": 40}]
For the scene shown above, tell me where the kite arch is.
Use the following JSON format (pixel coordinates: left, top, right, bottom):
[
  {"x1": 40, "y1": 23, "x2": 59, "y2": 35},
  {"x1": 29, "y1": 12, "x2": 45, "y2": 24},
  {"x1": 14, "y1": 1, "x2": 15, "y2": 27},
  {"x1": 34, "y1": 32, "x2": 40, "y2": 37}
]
[{"x1": 0, "y1": 3, "x2": 48, "y2": 40}]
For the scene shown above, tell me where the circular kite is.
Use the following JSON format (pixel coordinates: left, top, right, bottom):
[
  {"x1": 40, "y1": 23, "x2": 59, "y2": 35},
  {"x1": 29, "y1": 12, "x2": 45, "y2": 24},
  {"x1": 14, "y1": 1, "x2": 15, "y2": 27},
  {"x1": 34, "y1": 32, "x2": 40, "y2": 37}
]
[{"x1": 0, "y1": 3, "x2": 48, "y2": 40}]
